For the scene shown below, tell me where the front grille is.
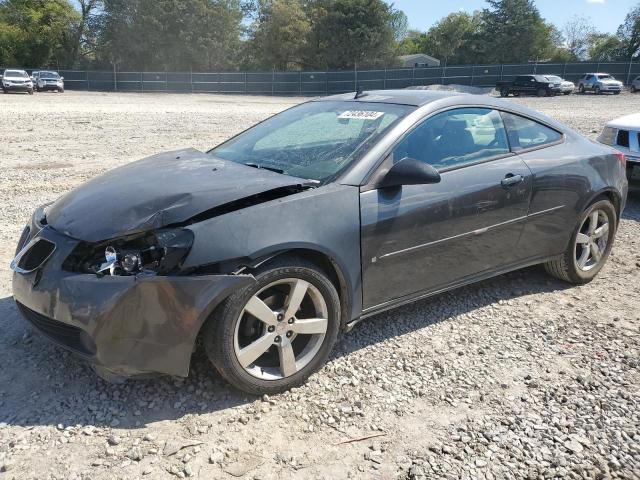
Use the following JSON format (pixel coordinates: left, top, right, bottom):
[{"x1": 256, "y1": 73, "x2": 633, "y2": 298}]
[
  {"x1": 16, "y1": 302, "x2": 96, "y2": 356},
  {"x1": 15, "y1": 238, "x2": 55, "y2": 272}
]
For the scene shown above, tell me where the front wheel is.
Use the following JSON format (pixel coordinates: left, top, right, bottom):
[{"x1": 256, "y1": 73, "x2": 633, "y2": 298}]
[
  {"x1": 595, "y1": 86, "x2": 601, "y2": 95},
  {"x1": 203, "y1": 257, "x2": 341, "y2": 395},
  {"x1": 28, "y1": 89, "x2": 33, "y2": 95},
  {"x1": 544, "y1": 199, "x2": 617, "y2": 284},
  {"x1": 500, "y1": 87, "x2": 509, "y2": 97},
  {"x1": 578, "y1": 84, "x2": 585, "y2": 94},
  {"x1": 613, "y1": 91, "x2": 620, "y2": 95},
  {"x1": 537, "y1": 88, "x2": 547, "y2": 97}
]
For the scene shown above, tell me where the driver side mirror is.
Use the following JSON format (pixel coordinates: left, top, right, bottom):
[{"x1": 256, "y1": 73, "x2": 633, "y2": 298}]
[
  {"x1": 376, "y1": 157, "x2": 441, "y2": 189},
  {"x1": 60, "y1": 76, "x2": 64, "y2": 80}
]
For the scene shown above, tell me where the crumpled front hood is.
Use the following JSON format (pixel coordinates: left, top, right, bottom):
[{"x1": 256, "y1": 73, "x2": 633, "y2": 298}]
[{"x1": 46, "y1": 148, "x2": 307, "y2": 242}]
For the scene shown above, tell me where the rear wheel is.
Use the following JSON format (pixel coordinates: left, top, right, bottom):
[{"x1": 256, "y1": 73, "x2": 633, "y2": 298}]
[
  {"x1": 545, "y1": 199, "x2": 616, "y2": 284},
  {"x1": 578, "y1": 84, "x2": 585, "y2": 94},
  {"x1": 27, "y1": 89, "x2": 33, "y2": 95},
  {"x1": 537, "y1": 88, "x2": 547, "y2": 97},
  {"x1": 613, "y1": 91, "x2": 620, "y2": 95},
  {"x1": 203, "y1": 257, "x2": 341, "y2": 395},
  {"x1": 500, "y1": 87, "x2": 509, "y2": 97}
]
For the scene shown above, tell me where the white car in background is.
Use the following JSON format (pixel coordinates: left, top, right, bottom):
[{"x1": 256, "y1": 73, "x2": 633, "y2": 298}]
[
  {"x1": 545, "y1": 75, "x2": 574, "y2": 95},
  {"x1": 2, "y1": 69, "x2": 34, "y2": 94},
  {"x1": 598, "y1": 113, "x2": 640, "y2": 181}
]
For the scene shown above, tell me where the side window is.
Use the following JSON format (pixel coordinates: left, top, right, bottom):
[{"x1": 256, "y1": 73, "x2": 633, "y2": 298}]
[
  {"x1": 392, "y1": 108, "x2": 510, "y2": 170},
  {"x1": 501, "y1": 112, "x2": 562, "y2": 151}
]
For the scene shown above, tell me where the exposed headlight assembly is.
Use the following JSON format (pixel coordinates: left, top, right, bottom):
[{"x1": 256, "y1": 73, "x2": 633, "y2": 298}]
[{"x1": 65, "y1": 228, "x2": 194, "y2": 276}]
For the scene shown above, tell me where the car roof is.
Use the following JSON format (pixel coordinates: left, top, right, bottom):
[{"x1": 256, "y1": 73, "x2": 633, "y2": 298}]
[
  {"x1": 318, "y1": 89, "x2": 473, "y2": 107},
  {"x1": 606, "y1": 113, "x2": 640, "y2": 129}
]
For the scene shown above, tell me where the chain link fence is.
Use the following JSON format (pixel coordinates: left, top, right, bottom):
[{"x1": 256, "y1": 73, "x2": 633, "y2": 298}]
[{"x1": 10, "y1": 61, "x2": 640, "y2": 94}]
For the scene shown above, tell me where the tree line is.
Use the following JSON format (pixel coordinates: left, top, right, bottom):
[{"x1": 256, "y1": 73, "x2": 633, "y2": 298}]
[{"x1": 1, "y1": 0, "x2": 639, "y2": 72}]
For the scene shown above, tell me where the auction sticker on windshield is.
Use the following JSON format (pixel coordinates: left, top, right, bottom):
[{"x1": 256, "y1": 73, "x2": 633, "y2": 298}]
[{"x1": 338, "y1": 110, "x2": 385, "y2": 120}]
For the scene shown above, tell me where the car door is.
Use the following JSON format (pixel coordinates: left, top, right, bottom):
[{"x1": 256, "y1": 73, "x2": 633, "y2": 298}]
[{"x1": 360, "y1": 108, "x2": 533, "y2": 310}]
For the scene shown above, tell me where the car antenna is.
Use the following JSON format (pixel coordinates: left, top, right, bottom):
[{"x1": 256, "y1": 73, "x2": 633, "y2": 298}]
[{"x1": 355, "y1": 85, "x2": 366, "y2": 99}]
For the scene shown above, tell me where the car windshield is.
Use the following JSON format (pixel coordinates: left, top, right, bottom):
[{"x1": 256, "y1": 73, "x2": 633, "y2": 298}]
[
  {"x1": 534, "y1": 75, "x2": 549, "y2": 82},
  {"x1": 4, "y1": 70, "x2": 27, "y2": 78},
  {"x1": 546, "y1": 76, "x2": 562, "y2": 82},
  {"x1": 41, "y1": 72, "x2": 59, "y2": 79},
  {"x1": 597, "y1": 74, "x2": 613, "y2": 80},
  {"x1": 209, "y1": 100, "x2": 414, "y2": 183}
]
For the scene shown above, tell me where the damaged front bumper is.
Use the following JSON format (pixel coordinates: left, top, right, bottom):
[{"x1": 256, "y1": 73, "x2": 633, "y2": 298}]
[{"x1": 11, "y1": 225, "x2": 255, "y2": 378}]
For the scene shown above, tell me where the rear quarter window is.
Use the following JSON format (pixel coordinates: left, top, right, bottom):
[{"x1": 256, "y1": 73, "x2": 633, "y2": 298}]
[{"x1": 501, "y1": 112, "x2": 563, "y2": 151}]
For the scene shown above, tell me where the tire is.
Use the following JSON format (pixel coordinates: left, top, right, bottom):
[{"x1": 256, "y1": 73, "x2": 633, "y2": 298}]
[
  {"x1": 203, "y1": 256, "x2": 341, "y2": 395},
  {"x1": 564, "y1": 92, "x2": 571, "y2": 95},
  {"x1": 544, "y1": 199, "x2": 617, "y2": 284},
  {"x1": 595, "y1": 86, "x2": 601, "y2": 95},
  {"x1": 500, "y1": 87, "x2": 509, "y2": 97},
  {"x1": 28, "y1": 89, "x2": 33, "y2": 95},
  {"x1": 537, "y1": 88, "x2": 547, "y2": 97},
  {"x1": 613, "y1": 91, "x2": 620, "y2": 95},
  {"x1": 578, "y1": 84, "x2": 585, "y2": 94},
  {"x1": 632, "y1": 86, "x2": 637, "y2": 93},
  {"x1": 59, "y1": 88, "x2": 64, "y2": 93},
  {"x1": 2, "y1": 88, "x2": 7, "y2": 94}
]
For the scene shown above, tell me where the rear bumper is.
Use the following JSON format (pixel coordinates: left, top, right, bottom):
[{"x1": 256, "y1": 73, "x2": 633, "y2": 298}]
[{"x1": 11, "y1": 225, "x2": 255, "y2": 377}]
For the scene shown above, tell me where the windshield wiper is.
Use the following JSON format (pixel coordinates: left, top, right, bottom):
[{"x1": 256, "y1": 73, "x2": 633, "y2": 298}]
[{"x1": 244, "y1": 162, "x2": 285, "y2": 174}]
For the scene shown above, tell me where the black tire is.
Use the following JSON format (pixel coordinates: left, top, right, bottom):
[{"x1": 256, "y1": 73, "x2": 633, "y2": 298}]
[
  {"x1": 500, "y1": 87, "x2": 509, "y2": 97},
  {"x1": 578, "y1": 84, "x2": 585, "y2": 94},
  {"x1": 537, "y1": 88, "x2": 547, "y2": 97},
  {"x1": 28, "y1": 89, "x2": 33, "y2": 95},
  {"x1": 59, "y1": 88, "x2": 64, "y2": 93},
  {"x1": 2, "y1": 88, "x2": 7, "y2": 94},
  {"x1": 544, "y1": 199, "x2": 617, "y2": 284},
  {"x1": 203, "y1": 256, "x2": 341, "y2": 395},
  {"x1": 595, "y1": 86, "x2": 601, "y2": 95},
  {"x1": 564, "y1": 92, "x2": 571, "y2": 95},
  {"x1": 613, "y1": 91, "x2": 620, "y2": 95},
  {"x1": 512, "y1": 92, "x2": 520, "y2": 97},
  {"x1": 631, "y1": 86, "x2": 637, "y2": 93}
]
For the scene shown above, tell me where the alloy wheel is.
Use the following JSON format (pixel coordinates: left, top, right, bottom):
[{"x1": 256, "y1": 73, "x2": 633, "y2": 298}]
[
  {"x1": 233, "y1": 278, "x2": 329, "y2": 380},
  {"x1": 575, "y1": 209, "x2": 609, "y2": 271}
]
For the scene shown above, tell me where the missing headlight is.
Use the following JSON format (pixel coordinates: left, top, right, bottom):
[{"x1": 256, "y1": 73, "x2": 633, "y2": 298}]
[{"x1": 63, "y1": 228, "x2": 194, "y2": 276}]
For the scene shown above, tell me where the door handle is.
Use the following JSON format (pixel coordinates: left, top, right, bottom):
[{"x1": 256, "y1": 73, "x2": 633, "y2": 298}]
[{"x1": 501, "y1": 174, "x2": 523, "y2": 187}]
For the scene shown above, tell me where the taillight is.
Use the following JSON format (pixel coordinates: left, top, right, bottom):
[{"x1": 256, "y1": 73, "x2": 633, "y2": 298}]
[{"x1": 615, "y1": 152, "x2": 626, "y2": 167}]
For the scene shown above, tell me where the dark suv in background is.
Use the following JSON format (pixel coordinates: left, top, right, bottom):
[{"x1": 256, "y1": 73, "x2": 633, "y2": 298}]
[{"x1": 497, "y1": 75, "x2": 561, "y2": 97}]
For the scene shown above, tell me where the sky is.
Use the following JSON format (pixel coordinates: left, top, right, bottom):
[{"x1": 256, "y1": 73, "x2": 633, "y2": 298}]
[{"x1": 391, "y1": 0, "x2": 636, "y2": 34}]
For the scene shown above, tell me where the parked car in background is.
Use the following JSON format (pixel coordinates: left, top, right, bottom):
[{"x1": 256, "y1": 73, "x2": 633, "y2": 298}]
[
  {"x1": 35, "y1": 71, "x2": 64, "y2": 93},
  {"x1": 497, "y1": 75, "x2": 561, "y2": 97},
  {"x1": 12, "y1": 90, "x2": 627, "y2": 394},
  {"x1": 2, "y1": 69, "x2": 34, "y2": 94},
  {"x1": 545, "y1": 75, "x2": 574, "y2": 95},
  {"x1": 598, "y1": 113, "x2": 640, "y2": 182},
  {"x1": 578, "y1": 73, "x2": 623, "y2": 95},
  {"x1": 30, "y1": 70, "x2": 40, "y2": 83},
  {"x1": 630, "y1": 76, "x2": 640, "y2": 93}
]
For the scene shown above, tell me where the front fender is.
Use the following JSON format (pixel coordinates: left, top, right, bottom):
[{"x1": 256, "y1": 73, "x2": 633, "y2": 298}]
[{"x1": 182, "y1": 184, "x2": 363, "y2": 321}]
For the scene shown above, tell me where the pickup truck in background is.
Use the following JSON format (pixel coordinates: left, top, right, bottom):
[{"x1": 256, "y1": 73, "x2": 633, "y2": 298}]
[{"x1": 496, "y1": 74, "x2": 561, "y2": 98}]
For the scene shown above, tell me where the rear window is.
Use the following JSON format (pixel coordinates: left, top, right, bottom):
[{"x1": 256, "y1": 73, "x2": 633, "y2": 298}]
[
  {"x1": 617, "y1": 129, "x2": 630, "y2": 148},
  {"x1": 598, "y1": 126, "x2": 616, "y2": 146},
  {"x1": 501, "y1": 112, "x2": 562, "y2": 151}
]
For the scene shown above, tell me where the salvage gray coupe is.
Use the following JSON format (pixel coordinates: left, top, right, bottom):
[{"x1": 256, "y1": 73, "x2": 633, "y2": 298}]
[{"x1": 12, "y1": 90, "x2": 628, "y2": 394}]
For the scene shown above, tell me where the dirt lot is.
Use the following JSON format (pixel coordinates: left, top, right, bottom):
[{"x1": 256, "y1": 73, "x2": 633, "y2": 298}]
[{"x1": 0, "y1": 91, "x2": 638, "y2": 480}]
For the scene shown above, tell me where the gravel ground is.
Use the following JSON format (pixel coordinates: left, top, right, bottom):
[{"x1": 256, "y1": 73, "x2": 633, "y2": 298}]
[{"x1": 0, "y1": 90, "x2": 638, "y2": 480}]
